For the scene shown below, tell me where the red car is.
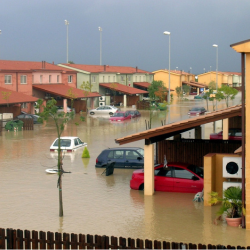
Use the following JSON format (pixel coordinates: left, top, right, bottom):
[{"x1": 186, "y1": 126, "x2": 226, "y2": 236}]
[
  {"x1": 130, "y1": 162, "x2": 203, "y2": 193},
  {"x1": 188, "y1": 107, "x2": 206, "y2": 116},
  {"x1": 210, "y1": 128, "x2": 242, "y2": 140},
  {"x1": 109, "y1": 111, "x2": 131, "y2": 122}
]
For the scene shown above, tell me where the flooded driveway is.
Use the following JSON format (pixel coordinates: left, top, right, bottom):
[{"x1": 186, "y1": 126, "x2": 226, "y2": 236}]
[{"x1": 1, "y1": 95, "x2": 249, "y2": 247}]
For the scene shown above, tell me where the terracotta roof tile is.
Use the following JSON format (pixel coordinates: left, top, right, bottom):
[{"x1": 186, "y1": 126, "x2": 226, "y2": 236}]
[
  {"x1": 99, "y1": 83, "x2": 148, "y2": 95},
  {"x1": 0, "y1": 87, "x2": 38, "y2": 105},
  {"x1": 33, "y1": 84, "x2": 101, "y2": 99}
]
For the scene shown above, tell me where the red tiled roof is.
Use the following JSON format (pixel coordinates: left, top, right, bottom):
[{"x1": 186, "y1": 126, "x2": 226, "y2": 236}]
[
  {"x1": 133, "y1": 82, "x2": 151, "y2": 88},
  {"x1": 153, "y1": 69, "x2": 193, "y2": 75},
  {"x1": 0, "y1": 87, "x2": 38, "y2": 105},
  {"x1": 115, "y1": 105, "x2": 242, "y2": 145},
  {"x1": 33, "y1": 84, "x2": 101, "y2": 99},
  {"x1": 0, "y1": 60, "x2": 75, "y2": 72},
  {"x1": 60, "y1": 64, "x2": 153, "y2": 74},
  {"x1": 183, "y1": 81, "x2": 207, "y2": 88},
  {"x1": 99, "y1": 83, "x2": 148, "y2": 95}
]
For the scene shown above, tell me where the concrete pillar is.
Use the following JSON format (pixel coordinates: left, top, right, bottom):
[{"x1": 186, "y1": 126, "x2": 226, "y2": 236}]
[
  {"x1": 144, "y1": 143, "x2": 154, "y2": 196},
  {"x1": 63, "y1": 99, "x2": 67, "y2": 113},
  {"x1": 123, "y1": 95, "x2": 127, "y2": 108},
  {"x1": 195, "y1": 126, "x2": 202, "y2": 139},
  {"x1": 223, "y1": 119, "x2": 229, "y2": 140},
  {"x1": 197, "y1": 88, "x2": 200, "y2": 95},
  {"x1": 90, "y1": 98, "x2": 94, "y2": 109}
]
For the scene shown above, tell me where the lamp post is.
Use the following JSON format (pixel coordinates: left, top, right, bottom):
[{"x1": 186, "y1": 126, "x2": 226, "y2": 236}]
[
  {"x1": 163, "y1": 31, "x2": 171, "y2": 103},
  {"x1": 65, "y1": 20, "x2": 69, "y2": 63},
  {"x1": 190, "y1": 67, "x2": 192, "y2": 74},
  {"x1": 213, "y1": 44, "x2": 218, "y2": 110},
  {"x1": 99, "y1": 27, "x2": 102, "y2": 65}
]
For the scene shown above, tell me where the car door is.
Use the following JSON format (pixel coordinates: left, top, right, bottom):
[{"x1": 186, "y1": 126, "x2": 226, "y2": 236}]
[
  {"x1": 124, "y1": 150, "x2": 143, "y2": 168},
  {"x1": 172, "y1": 167, "x2": 203, "y2": 193},
  {"x1": 154, "y1": 167, "x2": 174, "y2": 192},
  {"x1": 95, "y1": 106, "x2": 104, "y2": 114},
  {"x1": 107, "y1": 150, "x2": 125, "y2": 168}
]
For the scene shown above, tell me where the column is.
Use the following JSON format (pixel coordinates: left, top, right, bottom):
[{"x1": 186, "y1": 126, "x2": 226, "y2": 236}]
[
  {"x1": 63, "y1": 99, "x2": 67, "y2": 113},
  {"x1": 144, "y1": 143, "x2": 154, "y2": 196},
  {"x1": 222, "y1": 119, "x2": 229, "y2": 140},
  {"x1": 123, "y1": 94, "x2": 127, "y2": 108}
]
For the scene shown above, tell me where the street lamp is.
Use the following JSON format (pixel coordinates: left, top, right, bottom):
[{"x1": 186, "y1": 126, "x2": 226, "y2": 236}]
[
  {"x1": 99, "y1": 27, "x2": 102, "y2": 65},
  {"x1": 190, "y1": 67, "x2": 192, "y2": 74},
  {"x1": 65, "y1": 20, "x2": 69, "y2": 63},
  {"x1": 213, "y1": 44, "x2": 218, "y2": 109},
  {"x1": 163, "y1": 31, "x2": 171, "y2": 102}
]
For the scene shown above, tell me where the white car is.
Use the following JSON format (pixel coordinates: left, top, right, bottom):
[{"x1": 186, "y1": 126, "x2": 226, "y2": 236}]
[
  {"x1": 89, "y1": 105, "x2": 120, "y2": 116},
  {"x1": 50, "y1": 136, "x2": 87, "y2": 153},
  {"x1": 56, "y1": 106, "x2": 75, "y2": 113}
]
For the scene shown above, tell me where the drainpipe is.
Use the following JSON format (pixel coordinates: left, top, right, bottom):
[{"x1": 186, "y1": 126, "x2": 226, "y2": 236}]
[{"x1": 241, "y1": 53, "x2": 246, "y2": 228}]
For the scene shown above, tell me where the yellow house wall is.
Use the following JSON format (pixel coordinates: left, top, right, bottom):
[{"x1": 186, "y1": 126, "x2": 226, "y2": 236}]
[{"x1": 198, "y1": 72, "x2": 224, "y2": 87}]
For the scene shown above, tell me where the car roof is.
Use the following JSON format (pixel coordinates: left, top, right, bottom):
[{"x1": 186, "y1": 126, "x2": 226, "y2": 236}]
[
  {"x1": 56, "y1": 136, "x2": 80, "y2": 139},
  {"x1": 104, "y1": 147, "x2": 143, "y2": 150}
]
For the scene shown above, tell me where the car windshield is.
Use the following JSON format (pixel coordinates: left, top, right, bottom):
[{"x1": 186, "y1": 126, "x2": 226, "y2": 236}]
[
  {"x1": 187, "y1": 164, "x2": 203, "y2": 178},
  {"x1": 112, "y1": 113, "x2": 124, "y2": 117},
  {"x1": 190, "y1": 107, "x2": 201, "y2": 111},
  {"x1": 136, "y1": 148, "x2": 144, "y2": 156},
  {"x1": 53, "y1": 139, "x2": 71, "y2": 147}
]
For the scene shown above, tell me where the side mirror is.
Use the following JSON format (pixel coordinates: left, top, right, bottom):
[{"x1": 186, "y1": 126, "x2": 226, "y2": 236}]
[{"x1": 192, "y1": 175, "x2": 199, "y2": 181}]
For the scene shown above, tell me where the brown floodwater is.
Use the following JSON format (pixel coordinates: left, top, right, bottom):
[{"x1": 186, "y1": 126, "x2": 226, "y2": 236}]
[{"x1": 1, "y1": 96, "x2": 249, "y2": 247}]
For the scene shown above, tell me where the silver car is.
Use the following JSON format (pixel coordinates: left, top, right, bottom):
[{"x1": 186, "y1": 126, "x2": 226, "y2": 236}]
[{"x1": 89, "y1": 105, "x2": 120, "y2": 115}]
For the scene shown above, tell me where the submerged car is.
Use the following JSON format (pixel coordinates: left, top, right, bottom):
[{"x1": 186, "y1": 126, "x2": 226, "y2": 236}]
[
  {"x1": 127, "y1": 110, "x2": 141, "y2": 118},
  {"x1": 130, "y1": 162, "x2": 204, "y2": 193},
  {"x1": 89, "y1": 105, "x2": 120, "y2": 116},
  {"x1": 95, "y1": 147, "x2": 144, "y2": 168},
  {"x1": 194, "y1": 92, "x2": 206, "y2": 99},
  {"x1": 50, "y1": 136, "x2": 87, "y2": 153},
  {"x1": 109, "y1": 111, "x2": 131, "y2": 121},
  {"x1": 210, "y1": 128, "x2": 242, "y2": 140},
  {"x1": 188, "y1": 107, "x2": 206, "y2": 116},
  {"x1": 56, "y1": 106, "x2": 75, "y2": 113},
  {"x1": 16, "y1": 113, "x2": 40, "y2": 124}
]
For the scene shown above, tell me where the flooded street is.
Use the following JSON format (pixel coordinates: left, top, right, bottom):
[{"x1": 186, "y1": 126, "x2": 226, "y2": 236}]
[{"x1": 1, "y1": 95, "x2": 249, "y2": 247}]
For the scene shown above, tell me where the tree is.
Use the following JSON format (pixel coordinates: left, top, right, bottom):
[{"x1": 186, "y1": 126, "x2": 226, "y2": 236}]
[
  {"x1": 109, "y1": 82, "x2": 118, "y2": 104},
  {"x1": 148, "y1": 80, "x2": 168, "y2": 101},
  {"x1": 182, "y1": 85, "x2": 191, "y2": 96},
  {"x1": 202, "y1": 90, "x2": 211, "y2": 111},
  {"x1": 67, "y1": 87, "x2": 78, "y2": 109},
  {"x1": 36, "y1": 98, "x2": 84, "y2": 217},
  {"x1": 1, "y1": 91, "x2": 12, "y2": 107},
  {"x1": 154, "y1": 87, "x2": 167, "y2": 102},
  {"x1": 80, "y1": 81, "x2": 93, "y2": 110},
  {"x1": 175, "y1": 86, "x2": 183, "y2": 99},
  {"x1": 218, "y1": 85, "x2": 238, "y2": 107},
  {"x1": 68, "y1": 61, "x2": 75, "y2": 64}
]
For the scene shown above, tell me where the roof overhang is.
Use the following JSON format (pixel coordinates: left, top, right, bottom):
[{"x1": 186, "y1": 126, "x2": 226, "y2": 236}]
[
  {"x1": 33, "y1": 84, "x2": 101, "y2": 99},
  {"x1": 230, "y1": 39, "x2": 250, "y2": 53},
  {"x1": 115, "y1": 105, "x2": 242, "y2": 145},
  {"x1": 182, "y1": 81, "x2": 207, "y2": 88},
  {"x1": 99, "y1": 83, "x2": 148, "y2": 95},
  {"x1": 0, "y1": 87, "x2": 38, "y2": 105},
  {"x1": 133, "y1": 82, "x2": 151, "y2": 89}
]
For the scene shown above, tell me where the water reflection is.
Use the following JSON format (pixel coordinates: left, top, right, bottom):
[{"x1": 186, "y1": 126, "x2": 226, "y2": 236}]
[{"x1": 1, "y1": 94, "x2": 248, "y2": 247}]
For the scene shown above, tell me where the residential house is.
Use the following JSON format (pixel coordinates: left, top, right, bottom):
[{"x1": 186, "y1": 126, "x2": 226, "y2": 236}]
[
  {"x1": 0, "y1": 60, "x2": 100, "y2": 113},
  {"x1": 57, "y1": 64, "x2": 152, "y2": 107},
  {"x1": 197, "y1": 71, "x2": 242, "y2": 89},
  {"x1": 152, "y1": 69, "x2": 205, "y2": 96}
]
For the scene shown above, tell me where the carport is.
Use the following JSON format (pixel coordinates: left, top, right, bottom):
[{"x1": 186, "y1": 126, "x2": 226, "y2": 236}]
[
  {"x1": 33, "y1": 84, "x2": 101, "y2": 113},
  {"x1": 115, "y1": 105, "x2": 242, "y2": 196},
  {"x1": 99, "y1": 83, "x2": 148, "y2": 107}
]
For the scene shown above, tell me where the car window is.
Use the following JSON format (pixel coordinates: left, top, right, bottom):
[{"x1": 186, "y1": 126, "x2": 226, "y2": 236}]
[
  {"x1": 155, "y1": 167, "x2": 172, "y2": 177},
  {"x1": 97, "y1": 107, "x2": 103, "y2": 110},
  {"x1": 113, "y1": 150, "x2": 124, "y2": 159},
  {"x1": 53, "y1": 139, "x2": 71, "y2": 147},
  {"x1": 107, "y1": 151, "x2": 114, "y2": 159},
  {"x1": 187, "y1": 165, "x2": 203, "y2": 178},
  {"x1": 136, "y1": 148, "x2": 144, "y2": 157},
  {"x1": 125, "y1": 150, "x2": 140, "y2": 160},
  {"x1": 77, "y1": 138, "x2": 83, "y2": 144},
  {"x1": 173, "y1": 167, "x2": 194, "y2": 180},
  {"x1": 74, "y1": 139, "x2": 79, "y2": 146}
]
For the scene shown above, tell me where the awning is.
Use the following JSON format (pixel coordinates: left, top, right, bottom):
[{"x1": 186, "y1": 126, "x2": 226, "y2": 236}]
[
  {"x1": 0, "y1": 87, "x2": 38, "y2": 105},
  {"x1": 99, "y1": 83, "x2": 148, "y2": 95},
  {"x1": 115, "y1": 105, "x2": 242, "y2": 145},
  {"x1": 133, "y1": 82, "x2": 151, "y2": 89},
  {"x1": 182, "y1": 81, "x2": 207, "y2": 88},
  {"x1": 33, "y1": 84, "x2": 101, "y2": 99}
]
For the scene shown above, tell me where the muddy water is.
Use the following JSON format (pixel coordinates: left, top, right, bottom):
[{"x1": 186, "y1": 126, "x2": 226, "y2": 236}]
[{"x1": 1, "y1": 96, "x2": 249, "y2": 247}]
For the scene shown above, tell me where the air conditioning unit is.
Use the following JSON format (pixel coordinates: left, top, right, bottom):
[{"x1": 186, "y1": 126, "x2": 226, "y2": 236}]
[
  {"x1": 223, "y1": 156, "x2": 242, "y2": 178},
  {"x1": 223, "y1": 181, "x2": 242, "y2": 191},
  {"x1": 99, "y1": 96, "x2": 106, "y2": 101},
  {"x1": 99, "y1": 102, "x2": 105, "y2": 107}
]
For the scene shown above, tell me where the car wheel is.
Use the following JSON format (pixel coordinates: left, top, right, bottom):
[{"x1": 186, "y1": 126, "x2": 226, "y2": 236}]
[
  {"x1": 139, "y1": 184, "x2": 144, "y2": 190},
  {"x1": 109, "y1": 112, "x2": 113, "y2": 115},
  {"x1": 90, "y1": 112, "x2": 95, "y2": 115}
]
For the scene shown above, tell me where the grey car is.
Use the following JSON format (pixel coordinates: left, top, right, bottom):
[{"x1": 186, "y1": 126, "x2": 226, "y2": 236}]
[{"x1": 89, "y1": 105, "x2": 120, "y2": 116}]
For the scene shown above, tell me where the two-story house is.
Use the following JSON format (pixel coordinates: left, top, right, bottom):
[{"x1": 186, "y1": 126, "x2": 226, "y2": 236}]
[{"x1": 57, "y1": 64, "x2": 152, "y2": 107}]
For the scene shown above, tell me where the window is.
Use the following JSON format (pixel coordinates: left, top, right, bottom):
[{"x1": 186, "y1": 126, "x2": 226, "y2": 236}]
[
  {"x1": 155, "y1": 167, "x2": 172, "y2": 177},
  {"x1": 173, "y1": 167, "x2": 194, "y2": 179},
  {"x1": 128, "y1": 76, "x2": 131, "y2": 82},
  {"x1": 92, "y1": 76, "x2": 96, "y2": 83},
  {"x1": 125, "y1": 150, "x2": 140, "y2": 160},
  {"x1": 74, "y1": 139, "x2": 79, "y2": 146},
  {"x1": 20, "y1": 75, "x2": 27, "y2": 84},
  {"x1": 68, "y1": 75, "x2": 73, "y2": 83},
  {"x1": 121, "y1": 76, "x2": 125, "y2": 82},
  {"x1": 49, "y1": 75, "x2": 52, "y2": 83},
  {"x1": 57, "y1": 75, "x2": 60, "y2": 83},
  {"x1": 135, "y1": 76, "x2": 137, "y2": 81},
  {"x1": 5, "y1": 75, "x2": 12, "y2": 84},
  {"x1": 103, "y1": 76, "x2": 105, "y2": 82},
  {"x1": 21, "y1": 103, "x2": 27, "y2": 109},
  {"x1": 40, "y1": 75, "x2": 43, "y2": 83},
  {"x1": 113, "y1": 76, "x2": 115, "y2": 82},
  {"x1": 113, "y1": 150, "x2": 124, "y2": 159}
]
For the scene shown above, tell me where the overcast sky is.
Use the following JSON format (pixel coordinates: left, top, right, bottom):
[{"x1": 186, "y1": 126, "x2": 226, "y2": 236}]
[{"x1": 0, "y1": 0, "x2": 249, "y2": 74}]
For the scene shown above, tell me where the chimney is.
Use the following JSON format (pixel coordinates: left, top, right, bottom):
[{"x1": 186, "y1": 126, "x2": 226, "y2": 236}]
[
  {"x1": 136, "y1": 66, "x2": 138, "y2": 72},
  {"x1": 104, "y1": 65, "x2": 106, "y2": 71}
]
